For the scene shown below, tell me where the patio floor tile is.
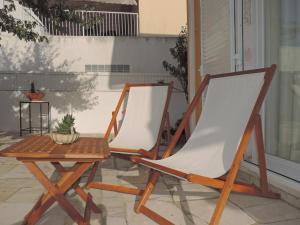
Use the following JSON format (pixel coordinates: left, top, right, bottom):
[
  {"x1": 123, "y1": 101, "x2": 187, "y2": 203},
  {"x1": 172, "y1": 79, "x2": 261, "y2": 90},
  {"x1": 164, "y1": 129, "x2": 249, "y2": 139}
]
[
  {"x1": 183, "y1": 198, "x2": 255, "y2": 225},
  {"x1": 0, "y1": 188, "x2": 20, "y2": 202},
  {"x1": 229, "y1": 193, "x2": 281, "y2": 208},
  {"x1": 256, "y1": 218, "x2": 300, "y2": 225},
  {"x1": 0, "y1": 203, "x2": 36, "y2": 225},
  {"x1": 1, "y1": 164, "x2": 37, "y2": 179},
  {"x1": 243, "y1": 201, "x2": 300, "y2": 224},
  {"x1": 6, "y1": 186, "x2": 44, "y2": 203},
  {"x1": 1, "y1": 135, "x2": 300, "y2": 225}
]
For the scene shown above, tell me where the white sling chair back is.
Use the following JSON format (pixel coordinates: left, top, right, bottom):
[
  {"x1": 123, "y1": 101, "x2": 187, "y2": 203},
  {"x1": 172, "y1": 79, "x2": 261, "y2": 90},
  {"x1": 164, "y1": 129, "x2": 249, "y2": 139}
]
[
  {"x1": 110, "y1": 85, "x2": 171, "y2": 153},
  {"x1": 131, "y1": 65, "x2": 280, "y2": 225}
]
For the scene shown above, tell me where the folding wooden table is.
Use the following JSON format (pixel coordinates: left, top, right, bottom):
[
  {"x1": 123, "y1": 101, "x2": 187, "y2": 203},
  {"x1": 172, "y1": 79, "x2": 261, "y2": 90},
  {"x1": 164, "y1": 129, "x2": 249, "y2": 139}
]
[{"x1": 0, "y1": 136, "x2": 110, "y2": 225}]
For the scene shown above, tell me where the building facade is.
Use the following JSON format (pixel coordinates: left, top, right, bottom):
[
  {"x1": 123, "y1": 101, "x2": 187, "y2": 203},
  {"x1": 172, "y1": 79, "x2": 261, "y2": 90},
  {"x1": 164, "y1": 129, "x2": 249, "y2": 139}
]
[{"x1": 138, "y1": 0, "x2": 187, "y2": 36}]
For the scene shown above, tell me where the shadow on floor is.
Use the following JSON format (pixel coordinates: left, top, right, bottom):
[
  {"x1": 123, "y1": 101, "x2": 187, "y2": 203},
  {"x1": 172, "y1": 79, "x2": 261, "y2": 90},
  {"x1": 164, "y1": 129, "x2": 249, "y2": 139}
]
[{"x1": 11, "y1": 198, "x2": 106, "y2": 225}]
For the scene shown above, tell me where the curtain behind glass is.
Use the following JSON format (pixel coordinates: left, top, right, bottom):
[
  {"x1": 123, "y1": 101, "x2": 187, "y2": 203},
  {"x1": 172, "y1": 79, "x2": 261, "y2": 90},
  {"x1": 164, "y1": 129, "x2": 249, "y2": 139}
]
[{"x1": 265, "y1": 0, "x2": 300, "y2": 163}]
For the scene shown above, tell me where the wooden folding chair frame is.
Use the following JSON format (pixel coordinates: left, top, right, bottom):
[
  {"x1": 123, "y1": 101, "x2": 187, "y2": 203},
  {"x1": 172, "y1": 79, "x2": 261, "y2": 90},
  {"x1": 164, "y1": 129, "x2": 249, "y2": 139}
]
[
  {"x1": 86, "y1": 82, "x2": 173, "y2": 196},
  {"x1": 130, "y1": 65, "x2": 280, "y2": 225}
]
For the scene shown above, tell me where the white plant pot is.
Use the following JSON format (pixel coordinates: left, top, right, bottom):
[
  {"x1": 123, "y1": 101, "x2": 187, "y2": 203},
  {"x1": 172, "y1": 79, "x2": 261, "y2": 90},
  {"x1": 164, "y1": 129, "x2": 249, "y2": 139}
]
[{"x1": 50, "y1": 132, "x2": 80, "y2": 145}]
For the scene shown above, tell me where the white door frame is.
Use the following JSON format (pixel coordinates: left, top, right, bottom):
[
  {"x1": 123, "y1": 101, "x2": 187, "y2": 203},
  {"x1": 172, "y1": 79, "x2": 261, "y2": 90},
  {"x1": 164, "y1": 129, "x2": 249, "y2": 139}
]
[{"x1": 229, "y1": 0, "x2": 244, "y2": 72}]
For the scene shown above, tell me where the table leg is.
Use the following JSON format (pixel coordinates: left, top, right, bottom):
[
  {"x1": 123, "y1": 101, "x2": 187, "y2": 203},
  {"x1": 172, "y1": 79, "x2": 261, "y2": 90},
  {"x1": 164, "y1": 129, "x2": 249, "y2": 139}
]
[
  {"x1": 47, "y1": 102, "x2": 50, "y2": 133},
  {"x1": 29, "y1": 103, "x2": 32, "y2": 134},
  {"x1": 20, "y1": 102, "x2": 22, "y2": 136},
  {"x1": 22, "y1": 161, "x2": 96, "y2": 225},
  {"x1": 40, "y1": 103, "x2": 42, "y2": 136},
  {"x1": 51, "y1": 162, "x2": 101, "y2": 213}
]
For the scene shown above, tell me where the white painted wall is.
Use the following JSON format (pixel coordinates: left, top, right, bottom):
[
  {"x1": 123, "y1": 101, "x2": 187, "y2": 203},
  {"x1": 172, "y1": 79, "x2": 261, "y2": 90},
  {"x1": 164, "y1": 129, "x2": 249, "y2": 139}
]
[
  {"x1": 0, "y1": 73, "x2": 186, "y2": 134},
  {"x1": 0, "y1": 35, "x2": 187, "y2": 134},
  {"x1": 0, "y1": 35, "x2": 177, "y2": 73}
]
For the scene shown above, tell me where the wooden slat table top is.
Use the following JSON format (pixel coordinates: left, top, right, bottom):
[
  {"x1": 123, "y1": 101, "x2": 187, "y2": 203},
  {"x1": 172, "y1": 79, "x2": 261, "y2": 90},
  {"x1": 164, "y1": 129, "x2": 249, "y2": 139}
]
[{"x1": 0, "y1": 136, "x2": 110, "y2": 160}]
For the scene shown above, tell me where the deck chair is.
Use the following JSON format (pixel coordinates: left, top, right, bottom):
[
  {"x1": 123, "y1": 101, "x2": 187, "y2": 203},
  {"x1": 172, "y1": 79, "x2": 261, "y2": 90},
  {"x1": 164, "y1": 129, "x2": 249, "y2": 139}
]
[
  {"x1": 86, "y1": 82, "x2": 173, "y2": 195},
  {"x1": 131, "y1": 65, "x2": 280, "y2": 225}
]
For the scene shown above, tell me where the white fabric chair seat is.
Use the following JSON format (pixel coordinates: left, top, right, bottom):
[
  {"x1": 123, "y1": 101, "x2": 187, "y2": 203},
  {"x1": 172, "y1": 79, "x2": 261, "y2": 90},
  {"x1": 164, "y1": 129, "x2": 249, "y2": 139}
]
[{"x1": 141, "y1": 73, "x2": 265, "y2": 178}]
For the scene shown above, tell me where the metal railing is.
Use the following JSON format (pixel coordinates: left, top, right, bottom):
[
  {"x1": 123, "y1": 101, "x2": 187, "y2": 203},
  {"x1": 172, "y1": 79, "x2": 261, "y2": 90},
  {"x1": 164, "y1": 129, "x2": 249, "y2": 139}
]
[{"x1": 38, "y1": 11, "x2": 139, "y2": 37}]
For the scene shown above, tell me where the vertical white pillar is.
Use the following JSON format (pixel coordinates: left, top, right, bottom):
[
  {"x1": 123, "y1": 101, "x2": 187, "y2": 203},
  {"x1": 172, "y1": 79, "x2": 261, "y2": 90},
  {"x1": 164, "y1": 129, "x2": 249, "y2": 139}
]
[{"x1": 187, "y1": 0, "x2": 196, "y2": 130}]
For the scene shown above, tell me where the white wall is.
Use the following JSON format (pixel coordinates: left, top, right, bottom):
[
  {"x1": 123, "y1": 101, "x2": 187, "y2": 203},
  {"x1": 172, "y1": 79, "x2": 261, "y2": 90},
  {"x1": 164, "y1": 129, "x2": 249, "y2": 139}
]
[
  {"x1": 0, "y1": 35, "x2": 177, "y2": 73},
  {"x1": 0, "y1": 35, "x2": 187, "y2": 134}
]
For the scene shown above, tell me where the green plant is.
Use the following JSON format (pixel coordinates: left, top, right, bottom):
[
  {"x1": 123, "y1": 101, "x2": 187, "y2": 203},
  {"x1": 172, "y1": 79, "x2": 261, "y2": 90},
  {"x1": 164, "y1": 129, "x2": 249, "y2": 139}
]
[
  {"x1": 163, "y1": 26, "x2": 188, "y2": 102},
  {"x1": 162, "y1": 27, "x2": 188, "y2": 145},
  {"x1": 55, "y1": 114, "x2": 77, "y2": 134}
]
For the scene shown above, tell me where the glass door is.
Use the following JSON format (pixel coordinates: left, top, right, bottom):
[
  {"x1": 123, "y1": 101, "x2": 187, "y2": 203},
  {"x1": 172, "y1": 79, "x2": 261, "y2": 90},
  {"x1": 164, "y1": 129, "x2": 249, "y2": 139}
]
[
  {"x1": 241, "y1": 0, "x2": 300, "y2": 181},
  {"x1": 264, "y1": 0, "x2": 300, "y2": 181},
  {"x1": 234, "y1": 0, "x2": 265, "y2": 161}
]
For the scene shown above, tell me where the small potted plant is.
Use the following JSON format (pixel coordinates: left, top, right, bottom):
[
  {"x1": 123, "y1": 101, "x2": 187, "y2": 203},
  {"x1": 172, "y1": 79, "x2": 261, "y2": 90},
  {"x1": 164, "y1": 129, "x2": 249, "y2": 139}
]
[
  {"x1": 50, "y1": 114, "x2": 79, "y2": 144},
  {"x1": 23, "y1": 81, "x2": 45, "y2": 101}
]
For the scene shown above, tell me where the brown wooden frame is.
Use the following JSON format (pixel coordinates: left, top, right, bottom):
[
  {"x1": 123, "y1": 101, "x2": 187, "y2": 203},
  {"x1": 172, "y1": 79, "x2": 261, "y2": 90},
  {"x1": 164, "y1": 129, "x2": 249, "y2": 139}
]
[
  {"x1": 22, "y1": 161, "x2": 99, "y2": 225},
  {"x1": 86, "y1": 82, "x2": 173, "y2": 195},
  {"x1": 130, "y1": 65, "x2": 280, "y2": 225}
]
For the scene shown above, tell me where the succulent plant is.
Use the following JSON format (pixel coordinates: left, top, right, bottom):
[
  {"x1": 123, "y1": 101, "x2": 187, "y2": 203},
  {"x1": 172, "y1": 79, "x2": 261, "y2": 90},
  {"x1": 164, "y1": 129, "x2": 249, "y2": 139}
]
[{"x1": 55, "y1": 114, "x2": 77, "y2": 134}]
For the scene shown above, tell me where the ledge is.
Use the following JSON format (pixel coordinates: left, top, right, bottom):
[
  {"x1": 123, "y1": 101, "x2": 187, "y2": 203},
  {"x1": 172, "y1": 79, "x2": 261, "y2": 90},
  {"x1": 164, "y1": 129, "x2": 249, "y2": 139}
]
[{"x1": 240, "y1": 161, "x2": 300, "y2": 208}]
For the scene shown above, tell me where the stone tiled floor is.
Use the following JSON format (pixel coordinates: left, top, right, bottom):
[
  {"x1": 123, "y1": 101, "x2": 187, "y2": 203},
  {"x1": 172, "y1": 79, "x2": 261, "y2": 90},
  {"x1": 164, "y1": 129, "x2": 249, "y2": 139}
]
[{"x1": 1, "y1": 132, "x2": 300, "y2": 225}]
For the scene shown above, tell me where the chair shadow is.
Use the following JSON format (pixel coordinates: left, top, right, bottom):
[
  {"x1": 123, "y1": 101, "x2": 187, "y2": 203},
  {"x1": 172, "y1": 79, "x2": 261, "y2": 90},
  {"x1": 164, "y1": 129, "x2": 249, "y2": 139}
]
[
  {"x1": 89, "y1": 157, "x2": 219, "y2": 225},
  {"x1": 118, "y1": 172, "x2": 219, "y2": 225},
  {"x1": 10, "y1": 196, "x2": 106, "y2": 225}
]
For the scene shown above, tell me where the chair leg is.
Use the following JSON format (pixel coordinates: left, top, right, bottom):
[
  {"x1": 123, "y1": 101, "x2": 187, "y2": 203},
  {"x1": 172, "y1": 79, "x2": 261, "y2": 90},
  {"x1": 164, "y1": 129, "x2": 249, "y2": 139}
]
[
  {"x1": 209, "y1": 175, "x2": 237, "y2": 225},
  {"x1": 87, "y1": 182, "x2": 144, "y2": 195},
  {"x1": 255, "y1": 115, "x2": 270, "y2": 193},
  {"x1": 135, "y1": 171, "x2": 161, "y2": 213},
  {"x1": 112, "y1": 111, "x2": 118, "y2": 136},
  {"x1": 184, "y1": 120, "x2": 191, "y2": 140},
  {"x1": 209, "y1": 142, "x2": 245, "y2": 225},
  {"x1": 165, "y1": 112, "x2": 171, "y2": 145},
  {"x1": 83, "y1": 193, "x2": 93, "y2": 225},
  {"x1": 150, "y1": 111, "x2": 171, "y2": 160},
  {"x1": 151, "y1": 146, "x2": 159, "y2": 160}
]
